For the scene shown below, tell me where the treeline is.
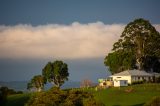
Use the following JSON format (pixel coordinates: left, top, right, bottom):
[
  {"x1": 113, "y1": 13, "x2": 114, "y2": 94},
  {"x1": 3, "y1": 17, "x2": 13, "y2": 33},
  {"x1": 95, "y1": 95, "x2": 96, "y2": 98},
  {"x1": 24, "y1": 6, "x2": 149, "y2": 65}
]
[{"x1": 0, "y1": 86, "x2": 23, "y2": 105}]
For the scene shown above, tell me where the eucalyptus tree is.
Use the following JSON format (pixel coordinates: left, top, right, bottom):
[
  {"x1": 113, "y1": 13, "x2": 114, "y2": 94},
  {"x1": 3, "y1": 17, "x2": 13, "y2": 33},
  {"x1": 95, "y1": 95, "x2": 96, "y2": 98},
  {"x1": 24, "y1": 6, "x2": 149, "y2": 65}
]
[
  {"x1": 27, "y1": 75, "x2": 44, "y2": 92},
  {"x1": 42, "y1": 60, "x2": 69, "y2": 88},
  {"x1": 105, "y1": 18, "x2": 160, "y2": 73}
]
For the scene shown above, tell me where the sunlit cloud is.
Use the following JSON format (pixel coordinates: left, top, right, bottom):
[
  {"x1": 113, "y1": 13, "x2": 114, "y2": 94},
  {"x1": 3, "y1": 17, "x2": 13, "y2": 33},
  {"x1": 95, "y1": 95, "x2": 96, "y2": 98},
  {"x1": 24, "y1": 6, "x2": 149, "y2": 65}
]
[{"x1": 0, "y1": 22, "x2": 159, "y2": 59}]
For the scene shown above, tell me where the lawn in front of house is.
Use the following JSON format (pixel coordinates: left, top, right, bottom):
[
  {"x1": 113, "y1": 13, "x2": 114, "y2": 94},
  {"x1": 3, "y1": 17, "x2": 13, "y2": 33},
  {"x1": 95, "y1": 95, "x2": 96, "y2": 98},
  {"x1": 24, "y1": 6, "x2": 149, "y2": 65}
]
[{"x1": 93, "y1": 83, "x2": 160, "y2": 106}]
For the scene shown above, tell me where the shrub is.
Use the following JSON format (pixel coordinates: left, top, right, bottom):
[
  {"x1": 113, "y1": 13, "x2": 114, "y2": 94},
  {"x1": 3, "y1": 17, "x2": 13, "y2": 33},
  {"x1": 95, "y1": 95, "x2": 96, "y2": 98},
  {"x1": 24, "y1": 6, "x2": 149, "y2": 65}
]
[
  {"x1": 144, "y1": 96, "x2": 160, "y2": 106},
  {"x1": 25, "y1": 87, "x2": 104, "y2": 106},
  {"x1": 83, "y1": 97, "x2": 105, "y2": 106},
  {"x1": 26, "y1": 87, "x2": 66, "y2": 106},
  {"x1": 132, "y1": 80, "x2": 144, "y2": 85},
  {"x1": 155, "y1": 76, "x2": 160, "y2": 83}
]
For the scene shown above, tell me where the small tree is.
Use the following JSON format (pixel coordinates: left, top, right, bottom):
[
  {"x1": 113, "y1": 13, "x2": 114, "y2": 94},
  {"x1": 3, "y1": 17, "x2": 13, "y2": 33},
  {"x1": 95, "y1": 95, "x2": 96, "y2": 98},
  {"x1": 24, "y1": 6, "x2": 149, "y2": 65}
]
[
  {"x1": 27, "y1": 75, "x2": 44, "y2": 92},
  {"x1": 42, "y1": 60, "x2": 69, "y2": 88},
  {"x1": 80, "y1": 79, "x2": 93, "y2": 88}
]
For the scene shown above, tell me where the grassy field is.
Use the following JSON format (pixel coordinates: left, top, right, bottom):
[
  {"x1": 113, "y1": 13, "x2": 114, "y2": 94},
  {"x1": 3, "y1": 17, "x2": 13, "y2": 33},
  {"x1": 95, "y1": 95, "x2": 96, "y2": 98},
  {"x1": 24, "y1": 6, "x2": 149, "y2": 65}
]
[
  {"x1": 93, "y1": 83, "x2": 160, "y2": 106},
  {"x1": 4, "y1": 83, "x2": 160, "y2": 106},
  {"x1": 4, "y1": 93, "x2": 31, "y2": 106}
]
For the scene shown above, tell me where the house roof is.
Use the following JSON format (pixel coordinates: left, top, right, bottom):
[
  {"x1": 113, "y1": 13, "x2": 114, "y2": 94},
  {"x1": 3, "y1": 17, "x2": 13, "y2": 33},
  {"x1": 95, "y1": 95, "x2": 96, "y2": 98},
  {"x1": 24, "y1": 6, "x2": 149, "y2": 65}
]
[{"x1": 110, "y1": 70, "x2": 153, "y2": 77}]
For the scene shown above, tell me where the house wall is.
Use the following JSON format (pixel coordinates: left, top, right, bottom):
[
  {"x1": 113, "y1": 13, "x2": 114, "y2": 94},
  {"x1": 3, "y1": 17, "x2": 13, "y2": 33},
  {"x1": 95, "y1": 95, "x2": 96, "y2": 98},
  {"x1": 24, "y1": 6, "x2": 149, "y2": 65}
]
[
  {"x1": 114, "y1": 80, "x2": 120, "y2": 87},
  {"x1": 114, "y1": 80, "x2": 128, "y2": 87},
  {"x1": 111, "y1": 75, "x2": 153, "y2": 85},
  {"x1": 111, "y1": 76, "x2": 132, "y2": 84}
]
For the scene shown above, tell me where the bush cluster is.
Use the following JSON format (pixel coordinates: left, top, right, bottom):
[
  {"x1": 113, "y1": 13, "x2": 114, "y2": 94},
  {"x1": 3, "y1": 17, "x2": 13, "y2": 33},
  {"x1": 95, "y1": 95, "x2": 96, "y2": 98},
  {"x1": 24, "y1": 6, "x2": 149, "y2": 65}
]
[
  {"x1": 132, "y1": 80, "x2": 144, "y2": 85},
  {"x1": 155, "y1": 76, "x2": 160, "y2": 83},
  {"x1": 25, "y1": 87, "x2": 104, "y2": 106}
]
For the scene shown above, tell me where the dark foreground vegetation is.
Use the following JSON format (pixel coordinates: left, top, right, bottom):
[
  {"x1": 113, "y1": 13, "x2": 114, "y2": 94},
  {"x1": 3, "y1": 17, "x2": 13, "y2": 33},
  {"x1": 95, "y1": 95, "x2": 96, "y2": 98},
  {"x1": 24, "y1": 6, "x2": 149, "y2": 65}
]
[
  {"x1": 0, "y1": 86, "x2": 23, "y2": 106},
  {"x1": 5, "y1": 93, "x2": 30, "y2": 106},
  {"x1": 25, "y1": 87, "x2": 104, "y2": 106}
]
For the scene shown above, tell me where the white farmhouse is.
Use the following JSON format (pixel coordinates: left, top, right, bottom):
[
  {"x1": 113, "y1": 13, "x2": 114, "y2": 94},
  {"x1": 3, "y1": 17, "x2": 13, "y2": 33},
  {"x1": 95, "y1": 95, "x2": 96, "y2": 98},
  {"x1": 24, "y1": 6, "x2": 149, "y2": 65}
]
[{"x1": 110, "y1": 70, "x2": 153, "y2": 86}]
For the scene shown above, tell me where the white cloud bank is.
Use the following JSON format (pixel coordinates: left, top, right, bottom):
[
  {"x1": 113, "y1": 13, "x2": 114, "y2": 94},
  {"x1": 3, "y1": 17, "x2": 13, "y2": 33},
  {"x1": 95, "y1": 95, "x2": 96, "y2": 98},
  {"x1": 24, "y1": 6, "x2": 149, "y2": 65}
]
[{"x1": 0, "y1": 22, "x2": 159, "y2": 59}]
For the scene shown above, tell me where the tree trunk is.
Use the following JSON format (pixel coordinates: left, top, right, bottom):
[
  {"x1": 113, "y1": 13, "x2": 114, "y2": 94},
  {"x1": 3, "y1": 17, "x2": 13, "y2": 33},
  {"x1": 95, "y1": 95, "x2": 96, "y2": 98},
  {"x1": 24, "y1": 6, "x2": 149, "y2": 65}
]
[
  {"x1": 54, "y1": 76, "x2": 60, "y2": 88},
  {"x1": 135, "y1": 34, "x2": 144, "y2": 71}
]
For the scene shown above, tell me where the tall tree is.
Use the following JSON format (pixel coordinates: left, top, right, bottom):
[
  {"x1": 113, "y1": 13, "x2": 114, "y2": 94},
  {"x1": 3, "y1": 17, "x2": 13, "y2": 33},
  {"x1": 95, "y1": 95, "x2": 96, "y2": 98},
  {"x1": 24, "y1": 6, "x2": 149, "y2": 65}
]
[
  {"x1": 42, "y1": 60, "x2": 69, "y2": 88},
  {"x1": 105, "y1": 18, "x2": 160, "y2": 73},
  {"x1": 104, "y1": 49, "x2": 136, "y2": 74},
  {"x1": 27, "y1": 75, "x2": 44, "y2": 92}
]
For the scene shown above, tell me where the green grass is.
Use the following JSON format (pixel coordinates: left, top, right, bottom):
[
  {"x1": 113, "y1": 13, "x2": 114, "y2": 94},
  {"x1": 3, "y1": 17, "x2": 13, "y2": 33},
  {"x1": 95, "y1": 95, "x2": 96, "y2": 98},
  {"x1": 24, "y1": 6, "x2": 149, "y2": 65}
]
[
  {"x1": 5, "y1": 93, "x2": 31, "y2": 106},
  {"x1": 92, "y1": 83, "x2": 160, "y2": 106}
]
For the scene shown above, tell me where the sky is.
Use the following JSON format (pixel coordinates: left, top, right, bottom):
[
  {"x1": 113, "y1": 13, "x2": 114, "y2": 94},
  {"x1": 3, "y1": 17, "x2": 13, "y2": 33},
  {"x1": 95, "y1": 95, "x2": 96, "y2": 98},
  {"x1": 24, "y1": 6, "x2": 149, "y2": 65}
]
[{"x1": 0, "y1": 0, "x2": 160, "y2": 82}]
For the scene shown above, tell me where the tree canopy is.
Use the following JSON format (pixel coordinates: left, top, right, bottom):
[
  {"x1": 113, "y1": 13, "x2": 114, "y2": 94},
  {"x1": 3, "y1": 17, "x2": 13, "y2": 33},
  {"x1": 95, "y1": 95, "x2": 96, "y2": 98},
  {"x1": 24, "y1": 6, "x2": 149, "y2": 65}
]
[
  {"x1": 42, "y1": 60, "x2": 69, "y2": 88},
  {"x1": 104, "y1": 18, "x2": 160, "y2": 74},
  {"x1": 27, "y1": 75, "x2": 44, "y2": 92}
]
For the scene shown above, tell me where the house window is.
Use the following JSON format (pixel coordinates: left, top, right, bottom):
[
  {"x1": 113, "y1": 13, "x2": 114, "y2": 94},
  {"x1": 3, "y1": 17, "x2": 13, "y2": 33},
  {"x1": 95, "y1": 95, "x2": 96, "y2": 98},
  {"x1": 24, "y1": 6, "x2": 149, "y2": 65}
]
[
  {"x1": 117, "y1": 77, "x2": 121, "y2": 78},
  {"x1": 138, "y1": 77, "x2": 140, "y2": 80}
]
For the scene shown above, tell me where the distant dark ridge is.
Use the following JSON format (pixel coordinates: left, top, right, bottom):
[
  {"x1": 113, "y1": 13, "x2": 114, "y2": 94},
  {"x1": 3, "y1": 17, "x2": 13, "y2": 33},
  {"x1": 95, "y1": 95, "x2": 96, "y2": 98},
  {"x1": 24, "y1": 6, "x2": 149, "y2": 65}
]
[
  {"x1": 0, "y1": 81, "x2": 83, "y2": 91},
  {"x1": 0, "y1": 81, "x2": 28, "y2": 91}
]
